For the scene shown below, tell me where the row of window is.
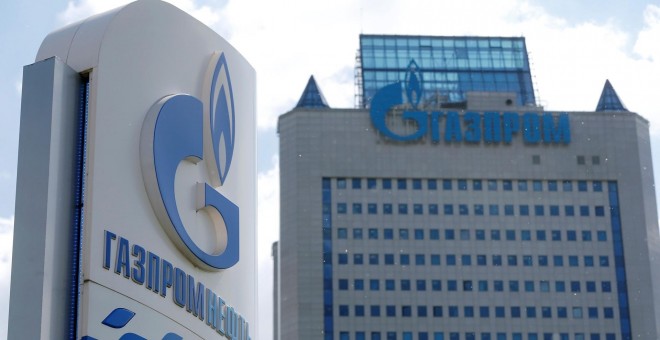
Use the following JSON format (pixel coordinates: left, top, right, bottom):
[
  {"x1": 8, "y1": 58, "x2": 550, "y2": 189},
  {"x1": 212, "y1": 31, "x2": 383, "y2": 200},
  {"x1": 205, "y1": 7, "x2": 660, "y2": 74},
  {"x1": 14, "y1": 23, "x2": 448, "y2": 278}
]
[
  {"x1": 337, "y1": 228, "x2": 609, "y2": 242},
  {"x1": 337, "y1": 278, "x2": 613, "y2": 293},
  {"x1": 338, "y1": 331, "x2": 616, "y2": 340},
  {"x1": 337, "y1": 253, "x2": 611, "y2": 268},
  {"x1": 335, "y1": 178, "x2": 605, "y2": 193},
  {"x1": 336, "y1": 202, "x2": 606, "y2": 217},
  {"x1": 337, "y1": 304, "x2": 616, "y2": 319}
]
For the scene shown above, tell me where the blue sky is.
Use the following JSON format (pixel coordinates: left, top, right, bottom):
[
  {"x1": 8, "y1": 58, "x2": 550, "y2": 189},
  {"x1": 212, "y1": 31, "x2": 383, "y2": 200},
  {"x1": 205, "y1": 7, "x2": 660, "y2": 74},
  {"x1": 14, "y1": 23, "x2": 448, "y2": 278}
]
[{"x1": 1, "y1": 0, "x2": 659, "y2": 339}]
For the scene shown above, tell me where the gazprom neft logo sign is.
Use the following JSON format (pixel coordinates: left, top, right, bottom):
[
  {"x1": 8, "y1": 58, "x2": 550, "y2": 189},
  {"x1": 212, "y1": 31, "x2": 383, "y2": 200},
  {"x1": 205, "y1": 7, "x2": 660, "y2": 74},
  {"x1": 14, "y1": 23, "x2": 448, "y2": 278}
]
[
  {"x1": 369, "y1": 61, "x2": 571, "y2": 144},
  {"x1": 141, "y1": 52, "x2": 239, "y2": 271}
]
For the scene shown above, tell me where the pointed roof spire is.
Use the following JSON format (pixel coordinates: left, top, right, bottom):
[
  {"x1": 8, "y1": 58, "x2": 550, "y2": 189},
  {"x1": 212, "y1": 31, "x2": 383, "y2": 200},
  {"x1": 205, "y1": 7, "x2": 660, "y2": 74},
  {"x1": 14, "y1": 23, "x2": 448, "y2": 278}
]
[
  {"x1": 295, "y1": 75, "x2": 329, "y2": 108},
  {"x1": 596, "y1": 79, "x2": 628, "y2": 112}
]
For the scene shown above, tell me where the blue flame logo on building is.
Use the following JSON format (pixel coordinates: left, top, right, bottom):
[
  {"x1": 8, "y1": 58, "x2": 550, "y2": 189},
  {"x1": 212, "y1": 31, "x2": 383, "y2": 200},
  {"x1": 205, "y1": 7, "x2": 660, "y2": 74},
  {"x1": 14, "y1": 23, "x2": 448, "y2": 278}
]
[
  {"x1": 82, "y1": 308, "x2": 182, "y2": 340},
  {"x1": 141, "y1": 52, "x2": 239, "y2": 270},
  {"x1": 370, "y1": 60, "x2": 429, "y2": 141}
]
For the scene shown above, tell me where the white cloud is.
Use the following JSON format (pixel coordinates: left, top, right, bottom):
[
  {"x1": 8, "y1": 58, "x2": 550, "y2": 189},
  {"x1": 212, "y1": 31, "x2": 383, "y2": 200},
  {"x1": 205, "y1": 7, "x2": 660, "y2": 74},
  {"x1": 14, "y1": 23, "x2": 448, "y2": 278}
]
[
  {"x1": 0, "y1": 216, "x2": 14, "y2": 340},
  {"x1": 256, "y1": 155, "x2": 279, "y2": 340},
  {"x1": 14, "y1": 79, "x2": 21, "y2": 98},
  {"x1": 58, "y1": 0, "x2": 225, "y2": 32},
  {"x1": 634, "y1": 4, "x2": 660, "y2": 62}
]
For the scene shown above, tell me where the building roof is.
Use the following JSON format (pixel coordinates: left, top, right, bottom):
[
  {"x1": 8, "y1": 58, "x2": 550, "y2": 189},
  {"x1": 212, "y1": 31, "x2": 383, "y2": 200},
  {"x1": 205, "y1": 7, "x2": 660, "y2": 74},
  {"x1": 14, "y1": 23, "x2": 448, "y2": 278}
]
[
  {"x1": 596, "y1": 79, "x2": 628, "y2": 112},
  {"x1": 295, "y1": 75, "x2": 329, "y2": 108}
]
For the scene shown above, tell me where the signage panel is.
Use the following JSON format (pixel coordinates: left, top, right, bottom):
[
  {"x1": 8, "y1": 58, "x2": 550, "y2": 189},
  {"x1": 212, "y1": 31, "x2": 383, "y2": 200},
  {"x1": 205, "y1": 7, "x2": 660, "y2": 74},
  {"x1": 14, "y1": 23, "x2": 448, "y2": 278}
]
[
  {"x1": 12, "y1": 1, "x2": 256, "y2": 338},
  {"x1": 369, "y1": 61, "x2": 570, "y2": 144}
]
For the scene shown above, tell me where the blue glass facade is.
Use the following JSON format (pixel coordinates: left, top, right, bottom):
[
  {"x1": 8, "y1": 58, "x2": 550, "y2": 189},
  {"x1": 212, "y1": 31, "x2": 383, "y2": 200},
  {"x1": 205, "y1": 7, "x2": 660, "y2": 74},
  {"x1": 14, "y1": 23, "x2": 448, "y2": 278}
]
[{"x1": 358, "y1": 35, "x2": 536, "y2": 107}]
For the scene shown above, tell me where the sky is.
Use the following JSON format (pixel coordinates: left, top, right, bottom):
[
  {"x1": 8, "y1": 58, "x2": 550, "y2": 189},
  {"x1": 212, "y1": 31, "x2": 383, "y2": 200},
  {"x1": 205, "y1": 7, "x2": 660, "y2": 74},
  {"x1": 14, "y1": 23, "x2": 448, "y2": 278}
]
[{"x1": 1, "y1": 0, "x2": 660, "y2": 339}]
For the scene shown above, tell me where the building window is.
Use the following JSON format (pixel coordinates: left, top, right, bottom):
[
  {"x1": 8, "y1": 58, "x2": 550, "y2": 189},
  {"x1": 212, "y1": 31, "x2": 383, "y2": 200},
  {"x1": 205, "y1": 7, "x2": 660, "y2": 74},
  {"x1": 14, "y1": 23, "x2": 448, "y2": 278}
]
[
  {"x1": 428, "y1": 179, "x2": 437, "y2": 190},
  {"x1": 414, "y1": 306, "x2": 427, "y2": 318},
  {"x1": 474, "y1": 204, "x2": 484, "y2": 215},
  {"x1": 339, "y1": 305, "x2": 349, "y2": 316},
  {"x1": 370, "y1": 279, "x2": 379, "y2": 290},
  {"x1": 413, "y1": 204, "x2": 423, "y2": 215},
  {"x1": 338, "y1": 279, "x2": 348, "y2": 290},
  {"x1": 519, "y1": 205, "x2": 529, "y2": 216},
  {"x1": 369, "y1": 254, "x2": 379, "y2": 265},
  {"x1": 397, "y1": 179, "x2": 407, "y2": 190},
  {"x1": 384, "y1": 228, "x2": 393, "y2": 240},
  {"x1": 459, "y1": 204, "x2": 469, "y2": 215},
  {"x1": 383, "y1": 204, "x2": 392, "y2": 214},
  {"x1": 367, "y1": 178, "x2": 377, "y2": 189},
  {"x1": 429, "y1": 204, "x2": 439, "y2": 215},
  {"x1": 355, "y1": 305, "x2": 365, "y2": 316},
  {"x1": 354, "y1": 254, "x2": 363, "y2": 265},
  {"x1": 488, "y1": 179, "x2": 498, "y2": 191},
  {"x1": 382, "y1": 178, "x2": 392, "y2": 189},
  {"x1": 473, "y1": 179, "x2": 483, "y2": 190},
  {"x1": 503, "y1": 180, "x2": 513, "y2": 191},
  {"x1": 548, "y1": 180, "x2": 558, "y2": 191},
  {"x1": 384, "y1": 254, "x2": 394, "y2": 265},
  {"x1": 414, "y1": 229, "x2": 424, "y2": 240},
  {"x1": 534, "y1": 205, "x2": 544, "y2": 216},
  {"x1": 443, "y1": 179, "x2": 452, "y2": 190},
  {"x1": 337, "y1": 178, "x2": 347, "y2": 189},
  {"x1": 592, "y1": 155, "x2": 601, "y2": 165},
  {"x1": 352, "y1": 178, "x2": 362, "y2": 189},
  {"x1": 337, "y1": 203, "x2": 347, "y2": 214},
  {"x1": 577, "y1": 155, "x2": 585, "y2": 165},
  {"x1": 593, "y1": 181, "x2": 603, "y2": 191},
  {"x1": 412, "y1": 179, "x2": 422, "y2": 190},
  {"x1": 458, "y1": 179, "x2": 468, "y2": 190},
  {"x1": 398, "y1": 204, "x2": 408, "y2": 215},
  {"x1": 353, "y1": 203, "x2": 362, "y2": 214},
  {"x1": 399, "y1": 229, "x2": 409, "y2": 240},
  {"x1": 353, "y1": 228, "x2": 363, "y2": 239},
  {"x1": 536, "y1": 230, "x2": 546, "y2": 241},
  {"x1": 532, "y1": 155, "x2": 541, "y2": 164},
  {"x1": 368, "y1": 228, "x2": 378, "y2": 239},
  {"x1": 433, "y1": 306, "x2": 443, "y2": 317},
  {"x1": 368, "y1": 203, "x2": 377, "y2": 215},
  {"x1": 518, "y1": 180, "x2": 527, "y2": 191},
  {"x1": 401, "y1": 306, "x2": 412, "y2": 317},
  {"x1": 401, "y1": 279, "x2": 411, "y2": 291},
  {"x1": 371, "y1": 305, "x2": 380, "y2": 317},
  {"x1": 578, "y1": 180, "x2": 588, "y2": 192}
]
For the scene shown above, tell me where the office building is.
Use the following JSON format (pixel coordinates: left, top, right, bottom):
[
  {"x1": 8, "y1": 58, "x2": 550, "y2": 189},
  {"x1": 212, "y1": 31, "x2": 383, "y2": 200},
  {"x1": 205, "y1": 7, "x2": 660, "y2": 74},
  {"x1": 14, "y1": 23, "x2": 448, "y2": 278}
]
[{"x1": 277, "y1": 34, "x2": 660, "y2": 340}]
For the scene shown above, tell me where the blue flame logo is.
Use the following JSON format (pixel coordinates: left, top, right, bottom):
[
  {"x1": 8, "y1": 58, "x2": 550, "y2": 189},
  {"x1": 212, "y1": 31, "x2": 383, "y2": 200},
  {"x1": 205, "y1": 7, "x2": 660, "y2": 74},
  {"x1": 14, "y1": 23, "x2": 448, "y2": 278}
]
[
  {"x1": 369, "y1": 59, "x2": 428, "y2": 141},
  {"x1": 404, "y1": 60, "x2": 423, "y2": 109},
  {"x1": 82, "y1": 308, "x2": 183, "y2": 340},
  {"x1": 207, "y1": 53, "x2": 235, "y2": 186},
  {"x1": 141, "y1": 52, "x2": 239, "y2": 270}
]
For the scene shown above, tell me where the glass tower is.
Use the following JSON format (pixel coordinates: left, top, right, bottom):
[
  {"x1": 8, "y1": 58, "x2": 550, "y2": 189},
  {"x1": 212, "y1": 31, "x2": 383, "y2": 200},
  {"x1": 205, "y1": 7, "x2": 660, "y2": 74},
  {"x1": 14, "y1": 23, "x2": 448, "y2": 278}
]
[{"x1": 358, "y1": 35, "x2": 536, "y2": 108}]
